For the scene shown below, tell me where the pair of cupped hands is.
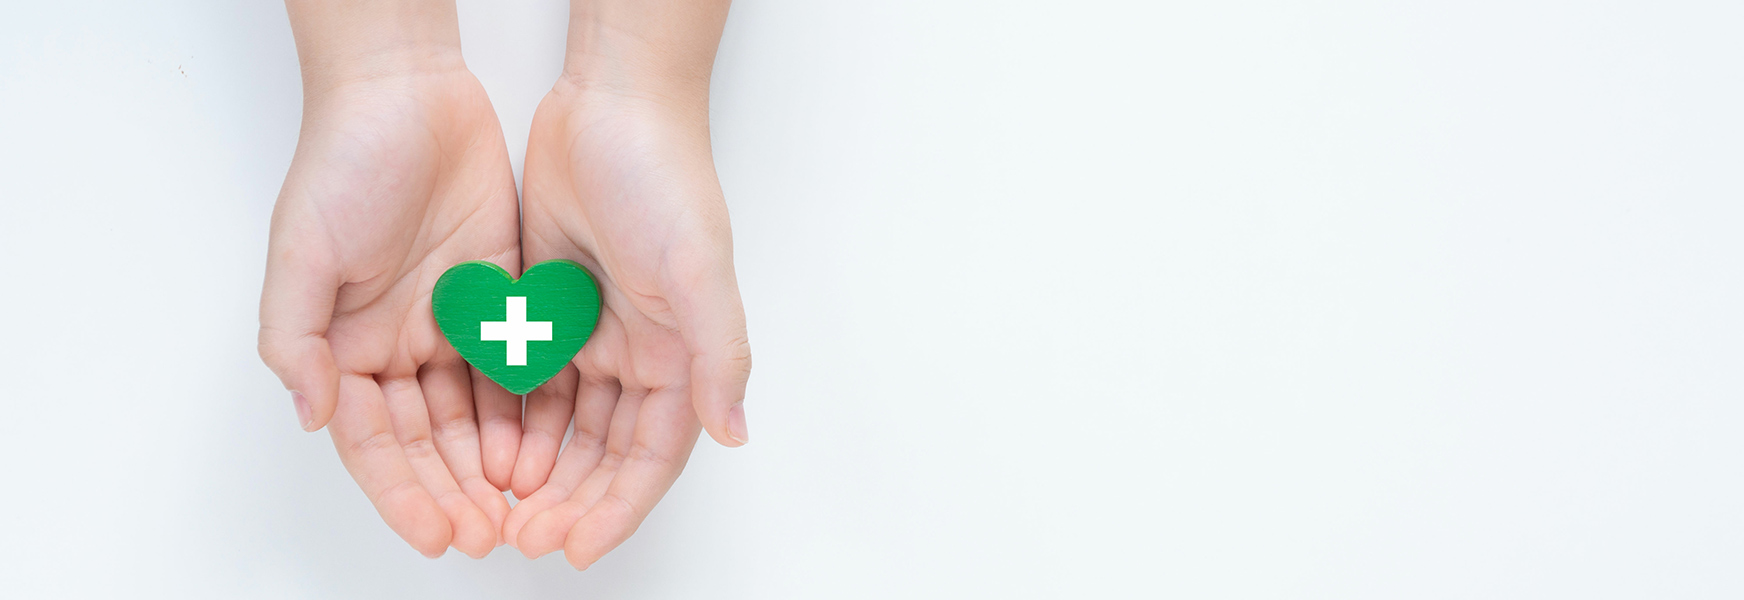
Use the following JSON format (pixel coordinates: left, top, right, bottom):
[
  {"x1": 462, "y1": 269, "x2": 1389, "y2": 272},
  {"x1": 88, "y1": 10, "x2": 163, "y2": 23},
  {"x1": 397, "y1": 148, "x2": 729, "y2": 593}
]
[{"x1": 256, "y1": 0, "x2": 748, "y2": 570}]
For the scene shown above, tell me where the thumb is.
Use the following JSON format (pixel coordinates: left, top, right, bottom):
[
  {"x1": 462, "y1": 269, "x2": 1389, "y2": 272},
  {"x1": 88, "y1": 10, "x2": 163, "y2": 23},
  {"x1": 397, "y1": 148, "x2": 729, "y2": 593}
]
[
  {"x1": 258, "y1": 221, "x2": 343, "y2": 432},
  {"x1": 669, "y1": 249, "x2": 753, "y2": 447}
]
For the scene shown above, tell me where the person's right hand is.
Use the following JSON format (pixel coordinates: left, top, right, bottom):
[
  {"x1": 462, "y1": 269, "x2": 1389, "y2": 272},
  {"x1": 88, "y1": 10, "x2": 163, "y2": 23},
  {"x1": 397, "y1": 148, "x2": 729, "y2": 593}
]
[{"x1": 257, "y1": 15, "x2": 522, "y2": 556}]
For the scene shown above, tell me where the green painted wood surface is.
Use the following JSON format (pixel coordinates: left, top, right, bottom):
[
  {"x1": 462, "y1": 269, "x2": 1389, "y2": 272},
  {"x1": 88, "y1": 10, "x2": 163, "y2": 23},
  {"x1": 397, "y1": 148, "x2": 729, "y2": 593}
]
[{"x1": 432, "y1": 259, "x2": 603, "y2": 395}]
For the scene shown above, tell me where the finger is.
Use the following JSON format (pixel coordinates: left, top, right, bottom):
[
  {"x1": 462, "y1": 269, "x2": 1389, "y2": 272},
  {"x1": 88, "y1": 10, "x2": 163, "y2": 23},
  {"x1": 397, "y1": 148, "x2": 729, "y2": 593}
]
[
  {"x1": 504, "y1": 308, "x2": 627, "y2": 548},
  {"x1": 553, "y1": 385, "x2": 648, "y2": 523},
  {"x1": 519, "y1": 428, "x2": 626, "y2": 558},
  {"x1": 419, "y1": 358, "x2": 512, "y2": 542},
  {"x1": 379, "y1": 376, "x2": 497, "y2": 559},
  {"x1": 666, "y1": 248, "x2": 753, "y2": 447},
  {"x1": 561, "y1": 387, "x2": 702, "y2": 569},
  {"x1": 326, "y1": 373, "x2": 451, "y2": 558},
  {"x1": 511, "y1": 365, "x2": 578, "y2": 499},
  {"x1": 473, "y1": 366, "x2": 522, "y2": 491},
  {"x1": 258, "y1": 222, "x2": 342, "y2": 431},
  {"x1": 508, "y1": 377, "x2": 625, "y2": 555}
]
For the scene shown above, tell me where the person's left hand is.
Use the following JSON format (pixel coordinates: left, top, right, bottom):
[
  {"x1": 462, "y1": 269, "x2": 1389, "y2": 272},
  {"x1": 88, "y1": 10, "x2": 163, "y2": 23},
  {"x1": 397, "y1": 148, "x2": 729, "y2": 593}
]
[{"x1": 498, "y1": 77, "x2": 752, "y2": 569}]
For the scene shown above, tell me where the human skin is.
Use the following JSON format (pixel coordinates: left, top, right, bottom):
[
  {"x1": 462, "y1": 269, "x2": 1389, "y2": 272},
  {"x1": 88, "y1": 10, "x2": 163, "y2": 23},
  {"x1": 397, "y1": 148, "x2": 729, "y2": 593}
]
[
  {"x1": 258, "y1": 0, "x2": 520, "y2": 559},
  {"x1": 259, "y1": 0, "x2": 750, "y2": 566},
  {"x1": 500, "y1": 0, "x2": 752, "y2": 569}
]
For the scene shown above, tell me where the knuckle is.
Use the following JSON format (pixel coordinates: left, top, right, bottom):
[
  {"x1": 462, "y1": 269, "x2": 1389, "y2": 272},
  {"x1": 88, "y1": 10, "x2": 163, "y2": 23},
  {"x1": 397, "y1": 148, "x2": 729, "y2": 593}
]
[
  {"x1": 713, "y1": 334, "x2": 753, "y2": 384},
  {"x1": 723, "y1": 335, "x2": 753, "y2": 370},
  {"x1": 598, "y1": 448, "x2": 628, "y2": 471},
  {"x1": 522, "y1": 425, "x2": 564, "y2": 447},
  {"x1": 626, "y1": 440, "x2": 676, "y2": 470},
  {"x1": 479, "y1": 412, "x2": 522, "y2": 432},
  {"x1": 401, "y1": 438, "x2": 438, "y2": 461},
  {"x1": 350, "y1": 430, "x2": 401, "y2": 457},
  {"x1": 568, "y1": 425, "x2": 608, "y2": 452},
  {"x1": 581, "y1": 343, "x2": 615, "y2": 375},
  {"x1": 255, "y1": 327, "x2": 293, "y2": 366},
  {"x1": 599, "y1": 492, "x2": 641, "y2": 521},
  {"x1": 373, "y1": 479, "x2": 426, "y2": 507},
  {"x1": 431, "y1": 414, "x2": 478, "y2": 438}
]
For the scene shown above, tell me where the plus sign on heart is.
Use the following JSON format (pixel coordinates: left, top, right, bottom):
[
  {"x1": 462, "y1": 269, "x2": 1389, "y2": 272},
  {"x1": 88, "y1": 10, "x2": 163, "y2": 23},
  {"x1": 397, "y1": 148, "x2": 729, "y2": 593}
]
[
  {"x1": 482, "y1": 297, "x2": 551, "y2": 366},
  {"x1": 432, "y1": 260, "x2": 603, "y2": 394}
]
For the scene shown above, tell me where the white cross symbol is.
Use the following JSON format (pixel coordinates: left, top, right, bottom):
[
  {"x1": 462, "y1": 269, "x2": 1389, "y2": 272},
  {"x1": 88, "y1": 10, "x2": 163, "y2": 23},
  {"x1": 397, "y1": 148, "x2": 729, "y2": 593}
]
[{"x1": 479, "y1": 296, "x2": 552, "y2": 366}]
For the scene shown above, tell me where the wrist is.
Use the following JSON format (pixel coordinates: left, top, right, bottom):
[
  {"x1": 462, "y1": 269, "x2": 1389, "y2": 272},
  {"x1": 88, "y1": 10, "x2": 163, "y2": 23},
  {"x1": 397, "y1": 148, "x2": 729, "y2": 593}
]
[
  {"x1": 557, "y1": 0, "x2": 731, "y2": 115},
  {"x1": 286, "y1": 0, "x2": 467, "y2": 98}
]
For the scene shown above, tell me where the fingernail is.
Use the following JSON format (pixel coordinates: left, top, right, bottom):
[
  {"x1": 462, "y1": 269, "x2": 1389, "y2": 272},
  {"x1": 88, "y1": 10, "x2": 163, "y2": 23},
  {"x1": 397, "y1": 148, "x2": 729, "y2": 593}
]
[
  {"x1": 291, "y1": 390, "x2": 313, "y2": 431},
  {"x1": 727, "y1": 402, "x2": 749, "y2": 445}
]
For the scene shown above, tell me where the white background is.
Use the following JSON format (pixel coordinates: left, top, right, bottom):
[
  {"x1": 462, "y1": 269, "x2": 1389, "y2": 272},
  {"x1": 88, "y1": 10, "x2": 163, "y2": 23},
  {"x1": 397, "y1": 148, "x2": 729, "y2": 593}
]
[{"x1": 1, "y1": 1, "x2": 1741, "y2": 597}]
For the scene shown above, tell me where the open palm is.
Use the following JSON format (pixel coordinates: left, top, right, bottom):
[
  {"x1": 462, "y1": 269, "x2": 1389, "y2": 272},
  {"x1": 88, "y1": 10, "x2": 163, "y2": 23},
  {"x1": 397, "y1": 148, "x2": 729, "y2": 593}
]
[
  {"x1": 258, "y1": 71, "x2": 520, "y2": 558},
  {"x1": 501, "y1": 83, "x2": 753, "y2": 569}
]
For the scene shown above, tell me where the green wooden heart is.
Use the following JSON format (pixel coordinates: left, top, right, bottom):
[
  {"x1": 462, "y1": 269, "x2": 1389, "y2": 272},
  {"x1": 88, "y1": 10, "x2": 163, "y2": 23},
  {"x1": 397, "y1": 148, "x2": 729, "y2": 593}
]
[{"x1": 433, "y1": 259, "x2": 602, "y2": 395}]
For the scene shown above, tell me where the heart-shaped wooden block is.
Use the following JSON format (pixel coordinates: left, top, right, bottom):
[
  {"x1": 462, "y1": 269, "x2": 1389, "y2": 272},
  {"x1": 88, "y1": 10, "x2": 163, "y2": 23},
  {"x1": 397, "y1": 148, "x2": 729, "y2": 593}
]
[{"x1": 433, "y1": 259, "x2": 603, "y2": 394}]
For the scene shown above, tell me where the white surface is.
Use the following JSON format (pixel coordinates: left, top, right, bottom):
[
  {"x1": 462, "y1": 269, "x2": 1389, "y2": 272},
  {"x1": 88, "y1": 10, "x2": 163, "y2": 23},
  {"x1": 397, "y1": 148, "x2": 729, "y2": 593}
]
[{"x1": 1, "y1": 1, "x2": 1741, "y2": 597}]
